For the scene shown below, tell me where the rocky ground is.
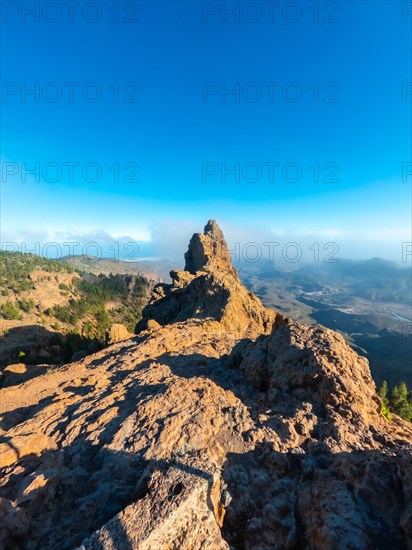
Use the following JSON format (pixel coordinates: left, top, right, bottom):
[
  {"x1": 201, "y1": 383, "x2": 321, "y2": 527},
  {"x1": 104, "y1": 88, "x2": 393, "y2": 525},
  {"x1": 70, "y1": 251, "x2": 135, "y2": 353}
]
[{"x1": 1, "y1": 221, "x2": 411, "y2": 549}]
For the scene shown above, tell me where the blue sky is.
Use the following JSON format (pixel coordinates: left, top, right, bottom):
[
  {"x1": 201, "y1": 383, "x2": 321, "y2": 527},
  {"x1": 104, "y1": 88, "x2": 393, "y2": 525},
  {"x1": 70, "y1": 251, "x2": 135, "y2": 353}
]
[{"x1": 1, "y1": 1, "x2": 411, "y2": 262}]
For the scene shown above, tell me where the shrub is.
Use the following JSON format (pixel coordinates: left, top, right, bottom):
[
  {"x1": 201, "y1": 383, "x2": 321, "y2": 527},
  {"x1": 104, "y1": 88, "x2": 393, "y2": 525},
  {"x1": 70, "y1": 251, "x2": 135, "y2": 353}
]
[
  {"x1": 18, "y1": 298, "x2": 34, "y2": 312},
  {"x1": 0, "y1": 301, "x2": 23, "y2": 320}
]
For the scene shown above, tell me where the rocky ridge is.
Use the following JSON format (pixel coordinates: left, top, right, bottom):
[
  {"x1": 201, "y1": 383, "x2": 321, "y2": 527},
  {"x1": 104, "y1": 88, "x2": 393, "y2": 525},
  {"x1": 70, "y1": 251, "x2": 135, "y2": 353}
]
[
  {"x1": 0, "y1": 220, "x2": 411, "y2": 550},
  {"x1": 136, "y1": 220, "x2": 276, "y2": 338}
]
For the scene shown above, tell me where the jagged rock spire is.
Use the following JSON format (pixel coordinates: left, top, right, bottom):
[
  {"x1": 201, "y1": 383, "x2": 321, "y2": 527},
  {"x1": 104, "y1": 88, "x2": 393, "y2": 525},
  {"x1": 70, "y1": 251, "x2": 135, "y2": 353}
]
[
  {"x1": 136, "y1": 220, "x2": 276, "y2": 336},
  {"x1": 184, "y1": 219, "x2": 235, "y2": 275}
]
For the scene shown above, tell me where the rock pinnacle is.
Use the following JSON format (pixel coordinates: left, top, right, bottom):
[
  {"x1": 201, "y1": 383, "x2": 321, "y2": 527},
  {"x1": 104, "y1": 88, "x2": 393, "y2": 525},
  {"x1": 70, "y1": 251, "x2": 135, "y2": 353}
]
[{"x1": 184, "y1": 219, "x2": 235, "y2": 275}]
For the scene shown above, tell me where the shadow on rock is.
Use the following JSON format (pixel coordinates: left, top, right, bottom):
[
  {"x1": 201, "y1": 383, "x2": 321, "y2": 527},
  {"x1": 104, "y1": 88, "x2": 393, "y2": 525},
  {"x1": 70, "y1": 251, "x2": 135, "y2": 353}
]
[{"x1": 221, "y1": 442, "x2": 411, "y2": 550}]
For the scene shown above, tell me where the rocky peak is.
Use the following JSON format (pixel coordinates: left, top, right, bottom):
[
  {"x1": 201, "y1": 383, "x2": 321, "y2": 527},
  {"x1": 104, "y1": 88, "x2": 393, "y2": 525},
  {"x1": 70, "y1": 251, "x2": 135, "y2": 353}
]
[
  {"x1": 136, "y1": 220, "x2": 276, "y2": 337},
  {"x1": 184, "y1": 219, "x2": 236, "y2": 276}
]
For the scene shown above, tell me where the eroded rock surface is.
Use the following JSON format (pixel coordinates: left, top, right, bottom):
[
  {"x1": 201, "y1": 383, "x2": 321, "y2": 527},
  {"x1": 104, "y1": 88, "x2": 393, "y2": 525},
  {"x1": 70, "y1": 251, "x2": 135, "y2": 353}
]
[
  {"x1": 136, "y1": 220, "x2": 276, "y2": 338},
  {"x1": 1, "y1": 221, "x2": 411, "y2": 550}
]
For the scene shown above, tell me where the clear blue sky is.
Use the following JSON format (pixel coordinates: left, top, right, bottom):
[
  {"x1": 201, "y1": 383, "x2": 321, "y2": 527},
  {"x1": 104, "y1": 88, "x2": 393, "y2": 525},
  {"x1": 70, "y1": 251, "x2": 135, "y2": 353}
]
[{"x1": 1, "y1": 1, "x2": 411, "y2": 262}]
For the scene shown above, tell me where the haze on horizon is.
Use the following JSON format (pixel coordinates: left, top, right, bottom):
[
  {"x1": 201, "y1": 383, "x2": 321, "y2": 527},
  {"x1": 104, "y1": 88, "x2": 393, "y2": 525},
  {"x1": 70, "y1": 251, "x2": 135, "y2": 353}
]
[{"x1": 1, "y1": 219, "x2": 411, "y2": 267}]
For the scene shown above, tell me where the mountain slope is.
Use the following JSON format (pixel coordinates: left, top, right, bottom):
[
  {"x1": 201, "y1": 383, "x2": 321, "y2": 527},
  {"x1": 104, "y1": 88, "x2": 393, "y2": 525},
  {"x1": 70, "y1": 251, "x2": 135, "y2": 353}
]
[
  {"x1": 241, "y1": 261, "x2": 412, "y2": 387},
  {"x1": 0, "y1": 252, "x2": 151, "y2": 369},
  {"x1": 1, "y1": 221, "x2": 411, "y2": 550}
]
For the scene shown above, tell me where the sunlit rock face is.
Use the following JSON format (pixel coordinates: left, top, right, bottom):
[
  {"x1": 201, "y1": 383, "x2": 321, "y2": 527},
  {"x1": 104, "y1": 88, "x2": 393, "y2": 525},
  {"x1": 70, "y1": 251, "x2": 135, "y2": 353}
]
[
  {"x1": 1, "y1": 221, "x2": 411, "y2": 550},
  {"x1": 136, "y1": 219, "x2": 276, "y2": 338}
]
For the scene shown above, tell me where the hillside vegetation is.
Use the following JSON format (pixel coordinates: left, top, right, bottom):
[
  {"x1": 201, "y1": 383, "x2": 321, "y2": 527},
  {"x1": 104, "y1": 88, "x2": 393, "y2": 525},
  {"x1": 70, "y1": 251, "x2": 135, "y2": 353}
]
[
  {"x1": 0, "y1": 251, "x2": 150, "y2": 367},
  {"x1": 378, "y1": 380, "x2": 412, "y2": 422}
]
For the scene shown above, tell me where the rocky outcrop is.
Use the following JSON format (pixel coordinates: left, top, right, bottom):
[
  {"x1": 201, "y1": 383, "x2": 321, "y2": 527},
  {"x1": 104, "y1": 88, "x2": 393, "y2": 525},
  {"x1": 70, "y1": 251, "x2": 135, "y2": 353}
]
[
  {"x1": 136, "y1": 220, "x2": 276, "y2": 338},
  {"x1": 79, "y1": 460, "x2": 227, "y2": 550},
  {"x1": 184, "y1": 219, "x2": 236, "y2": 275},
  {"x1": 228, "y1": 320, "x2": 385, "y2": 450},
  {"x1": 0, "y1": 221, "x2": 411, "y2": 550},
  {"x1": 222, "y1": 321, "x2": 412, "y2": 549},
  {"x1": 107, "y1": 323, "x2": 134, "y2": 345}
]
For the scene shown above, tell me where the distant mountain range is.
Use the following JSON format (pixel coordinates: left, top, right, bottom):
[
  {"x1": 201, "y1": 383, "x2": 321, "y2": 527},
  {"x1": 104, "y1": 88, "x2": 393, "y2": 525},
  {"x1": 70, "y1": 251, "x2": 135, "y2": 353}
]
[{"x1": 59, "y1": 254, "x2": 174, "y2": 282}]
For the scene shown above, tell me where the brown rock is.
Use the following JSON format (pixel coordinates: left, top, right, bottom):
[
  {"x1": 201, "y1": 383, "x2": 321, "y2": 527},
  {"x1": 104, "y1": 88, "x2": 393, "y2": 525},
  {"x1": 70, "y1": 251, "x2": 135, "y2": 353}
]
[
  {"x1": 0, "y1": 433, "x2": 58, "y2": 468},
  {"x1": 184, "y1": 219, "x2": 235, "y2": 275},
  {"x1": 136, "y1": 220, "x2": 275, "y2": 339},
  {"x1": 146, "y1": 319, "x2": 162, "y2": 331},
  {"x1": 0, "y1": 221, "x2": 411, "y2": 550},
  {"x1": 1, "y1": 363, "x2": 49, "y2": 388},
  {"x1": 107, "y1": 323, "x2": 134, "y2": 344}
]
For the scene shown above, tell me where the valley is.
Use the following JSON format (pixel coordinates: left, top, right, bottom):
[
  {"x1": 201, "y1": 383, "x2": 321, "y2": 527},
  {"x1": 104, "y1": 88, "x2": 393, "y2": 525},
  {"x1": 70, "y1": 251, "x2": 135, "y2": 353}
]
[{"x1": 240, "y1": 261, "x2": 412, "y2": 387}]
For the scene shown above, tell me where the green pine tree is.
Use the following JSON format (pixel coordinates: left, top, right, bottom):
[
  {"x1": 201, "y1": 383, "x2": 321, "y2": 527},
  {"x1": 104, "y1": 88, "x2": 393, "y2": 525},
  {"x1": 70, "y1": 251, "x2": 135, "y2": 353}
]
[
  {"x1": 389, "y1": 382, "x2": 407, "y2": 411},
  {"x1": 377, "y1": 380, "x2": 391, "y2": 420}
]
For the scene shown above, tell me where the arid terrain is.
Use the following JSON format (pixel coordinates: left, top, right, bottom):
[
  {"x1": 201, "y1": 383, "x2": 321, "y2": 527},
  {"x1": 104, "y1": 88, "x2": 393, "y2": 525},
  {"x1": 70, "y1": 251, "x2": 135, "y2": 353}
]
[{"x1": 1, "y1": 221, "x2": 411, "y2": 549}]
